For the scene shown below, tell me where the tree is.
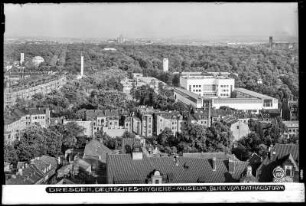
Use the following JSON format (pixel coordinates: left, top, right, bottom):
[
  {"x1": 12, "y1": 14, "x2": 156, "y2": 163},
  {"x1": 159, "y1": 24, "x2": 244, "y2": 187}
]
[
  {"x1": 172, "y1": 74, "x2": 180, "y2": 87},
  {"x1": 122, "y1": 131, "x2": 136, "y2": 139},
  {"x1": 4, "y1": 144, "x2": 19, "y2": 165},
  {"x1": 156, "y1": 128, "x2": 174, "y2": 146}
]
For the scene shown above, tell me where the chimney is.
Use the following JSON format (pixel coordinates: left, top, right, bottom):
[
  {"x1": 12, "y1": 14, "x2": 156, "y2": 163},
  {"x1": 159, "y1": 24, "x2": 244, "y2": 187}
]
[
  {"x1": 57, "y1": 156, "x2": 62, "y2": 165},
  {"x1": 246, "y1": 166, "x2": 252, "y2": 176},
  {"x1": 132, "y1": 146, "x2": 143, "y2": 160},
  {"x1": 228, "y1": 159, "x2": 235, "y2": 173},
  {"x1": 212, "y1": 157, "x2": 217, "y2": 171},
  {"x1": 174, "y1": 156, "x2": 179, "y2": 166}
]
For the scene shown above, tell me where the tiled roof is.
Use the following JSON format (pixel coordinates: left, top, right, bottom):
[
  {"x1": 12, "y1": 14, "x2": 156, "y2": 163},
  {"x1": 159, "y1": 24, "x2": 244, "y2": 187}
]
[
  {"x1": 282, "y1": 121, "x2": 299, "y2": 128},
  {"x1": 56, "y1": 178, "x2": 76, "y2": 184},
  {"x1": 83, "y1": 139, "x2": 113, "y2": 163},
  {"x1": 6, "y1": 163, "x2": 45, "y2": 185},
  {"x1": 222, "y1": 116, "x2": 239, "y2": 125},
  {"x1": 85, "y1": 109, "x2": 119, "y2": 121},
  {"x1": 31, "y1": 155, "x2": 57, "y2": 174},
  {"x1": 256, "y1": 144, "x2": 299, "y2": 182},
  {"x1": 107, "y1": 154, "x2": 248, "y2": 184},
  {"x1": 191, "y1": 110, "x2": 209, "y2": 120},
  {"x1": 211, "y1": 108, "x2": 235, "y2": 117},
  {"x1": 4, "y1": 108, "x2": 48, "y2": 125},
  {"x1": 182, "y1": 152, "x2": 240, "y2": 161},
  {"x1": 121, "y1": 138, "x2": 141, "y2": 154},
  {"x1": 155, "y1": 111, "x2": 182, "y2": 120},
  {"x1": 74, "y1": 159, "x2": 91, "y2": 170},
  {"x1": 270, "y1": 143, "x2": 299, "y2": 163}
]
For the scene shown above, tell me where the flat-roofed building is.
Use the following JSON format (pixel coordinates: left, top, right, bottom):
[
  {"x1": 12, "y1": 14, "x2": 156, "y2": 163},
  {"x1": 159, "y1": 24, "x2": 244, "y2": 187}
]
[
  {"x1": 174, "y1": 87, "x2": 204, "y2": 108},
  {"x1": 210, "y1": 97, "x2": 263, "y2": 113},
  {"x1": 180, "y1": 74, "x2": 235, "y2": 98},
  {"x1": 235, "y1": 88, "x2": 278, "y2": 110}
]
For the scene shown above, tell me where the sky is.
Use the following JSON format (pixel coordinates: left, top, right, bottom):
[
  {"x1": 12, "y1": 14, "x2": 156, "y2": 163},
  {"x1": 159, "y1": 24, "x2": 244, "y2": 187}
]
[{"x1": 4, "y1": 3, "x2": 298, "y2": 40}]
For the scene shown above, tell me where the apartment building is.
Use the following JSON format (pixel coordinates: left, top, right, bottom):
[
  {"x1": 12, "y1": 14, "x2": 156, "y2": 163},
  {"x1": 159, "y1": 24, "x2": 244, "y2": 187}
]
[
  {"x1": 85, "y1": 109, "x2": 120, "y2": 136},
  {"x1": 4, "y1": 108, "x2": 51, "y2": 144},
  {"x1": 4, "y1": 75, "x2": 67, "y2": 107},
  {"x1": 155, "y1": 111, "x2": 185, "y2": 136},
  {"x1": 136, "y1": 107, "x2": 155, "y2": 138}
]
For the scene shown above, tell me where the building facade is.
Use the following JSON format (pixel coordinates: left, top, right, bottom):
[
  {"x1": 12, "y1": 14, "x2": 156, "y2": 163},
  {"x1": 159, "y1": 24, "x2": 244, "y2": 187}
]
[
  {"x1": 4, "y1": 75, "x2": 67, "y2": 107},
  {"x1": 155, "y1": 111, "x2": 185, "y2": 136},
  {"x1": 4, "y1": 108, "x2": 51, "y2": 144},
  {"x1": 180, "y1": 74, "x2": 235, "y2": 98}
]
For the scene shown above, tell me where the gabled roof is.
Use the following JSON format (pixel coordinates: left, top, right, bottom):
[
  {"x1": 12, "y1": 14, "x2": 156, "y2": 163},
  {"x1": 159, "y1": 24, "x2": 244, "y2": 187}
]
[
  {"x1": 121, "y1": 138, "x2": 141, "y2": 154},
  {"x1": 155, "y1": 111, "x2": 182, "y2": 120},
  {"x1": 107, "y1": 154, "x2": 248, "y2": 184},
  {"x1": 85, "y1": 109, "x2": 119, "y2": 121},
  {"x1": 31, "y1": 155, "x2": 57, "y2": 174},
  {"x1": 256, "y1": 143, "x2": 299, "y2": 182},
  {"x1": 222, "y1": 116, "x2": 239, "y2": 125},
  {"x1": 282, "y1": 121, "x2": 299, "y2": 128},
  {"x1": 270, "y1": 143, "x2": 299, "y2": 163},
  {"x1": 83, "y1": 139, "x2": 113, "y2": 163},
  {"x1": 182, "y1": 152, "x2": 239, "y2": 161}
]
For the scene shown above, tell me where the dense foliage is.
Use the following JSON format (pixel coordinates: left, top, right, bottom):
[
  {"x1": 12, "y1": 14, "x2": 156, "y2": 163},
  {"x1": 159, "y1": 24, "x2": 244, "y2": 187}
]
[{"x1": 4, "y1": 122, "x2": 86, "y2": 164}]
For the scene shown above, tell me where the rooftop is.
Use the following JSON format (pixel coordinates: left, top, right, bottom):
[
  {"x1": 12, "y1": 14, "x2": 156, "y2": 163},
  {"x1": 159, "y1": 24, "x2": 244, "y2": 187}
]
[
  {"x1": 4, "y1": 107, "x2": 49, "y2": 125},
  {"x1": 174, "y1": 87, "x2": 202, "y2": 103},
  {"x1": 282, "y1": 121, "x2": 299, "y2": 128},
  {"x1": 83, "y1": 139, "x2": 113, "y2": 163},
  {"x1": 85, "y1": 109, "x2": 119, "y2": 121},
  {"x1": 107, "y1": 154, "x2": 249, "y2": 184},
  {"x1": 235, "y1": 88, "x2": 275, "y2": 100}
]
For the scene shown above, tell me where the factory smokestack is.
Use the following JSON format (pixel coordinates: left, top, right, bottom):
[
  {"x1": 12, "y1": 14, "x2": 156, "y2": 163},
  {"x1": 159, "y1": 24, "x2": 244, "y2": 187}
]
[{"x1": 80, "y1": 52, "x2": 84, "y2": 78}]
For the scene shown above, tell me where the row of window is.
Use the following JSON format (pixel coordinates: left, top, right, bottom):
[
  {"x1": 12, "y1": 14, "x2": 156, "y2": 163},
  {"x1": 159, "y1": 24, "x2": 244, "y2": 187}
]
[{"x1": 220, "y1": 85, "x2": 230, "y2": 88}]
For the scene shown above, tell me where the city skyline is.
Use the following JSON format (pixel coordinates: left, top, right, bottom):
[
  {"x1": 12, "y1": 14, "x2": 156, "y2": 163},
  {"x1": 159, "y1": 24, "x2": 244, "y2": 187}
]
[{"x1": 4, "y1": 3, "x2": 298, "y2": 41}]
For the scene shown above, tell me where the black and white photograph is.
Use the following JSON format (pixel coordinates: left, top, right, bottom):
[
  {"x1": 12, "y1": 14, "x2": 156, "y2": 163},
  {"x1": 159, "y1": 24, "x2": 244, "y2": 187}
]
[{"x1": 2, "y1": 2, "x2": 304, "y2": 204}]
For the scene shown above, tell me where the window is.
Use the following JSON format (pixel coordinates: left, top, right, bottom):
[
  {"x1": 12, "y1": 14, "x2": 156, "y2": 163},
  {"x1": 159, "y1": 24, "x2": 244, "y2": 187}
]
[
  {"x1": 284, "y1": 165, "x2": 293, "y2": 177},
  {"x1": 155, "y1": 179, "x2": 160, "y2": 184},
  {"x1": 237, "y1": 126, "x2": 240, "y2": 129}
]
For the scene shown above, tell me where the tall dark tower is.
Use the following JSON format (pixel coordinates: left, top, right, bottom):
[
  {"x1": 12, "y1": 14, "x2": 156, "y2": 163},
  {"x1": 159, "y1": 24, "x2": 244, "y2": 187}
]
[{"x1": 269, "y1": 36, "x2": 273, "y2": 49}]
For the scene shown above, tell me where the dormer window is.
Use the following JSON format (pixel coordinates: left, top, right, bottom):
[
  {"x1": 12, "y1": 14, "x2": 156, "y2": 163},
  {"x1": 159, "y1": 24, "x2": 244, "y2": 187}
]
[{"x1": 284, "y1": 165, "x2": 293, "y2": 177}]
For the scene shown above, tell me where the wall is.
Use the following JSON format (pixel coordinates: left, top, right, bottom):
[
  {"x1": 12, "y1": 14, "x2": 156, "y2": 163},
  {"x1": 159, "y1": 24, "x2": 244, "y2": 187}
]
[{"x1": 230, "y1": 121, "x2": 250, "y2": 141}]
